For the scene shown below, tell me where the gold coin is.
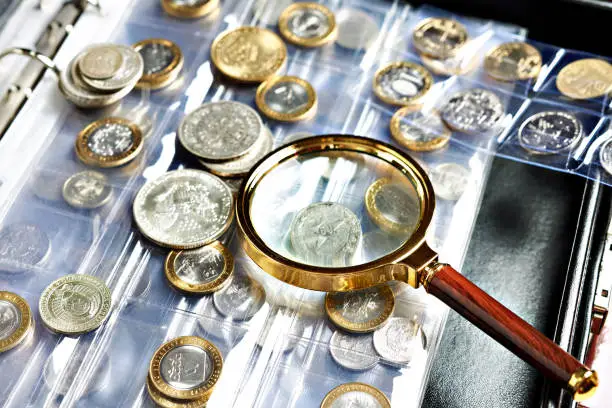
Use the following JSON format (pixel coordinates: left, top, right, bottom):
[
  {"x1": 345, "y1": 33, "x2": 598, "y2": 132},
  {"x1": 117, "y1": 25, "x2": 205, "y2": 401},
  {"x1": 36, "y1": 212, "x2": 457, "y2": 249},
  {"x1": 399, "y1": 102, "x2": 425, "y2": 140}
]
[
  {"x1": 325, "y1": 285, "x2": 395, "y2": 333},
  {"x1": 0, "y1": 291, "x2": 33, "y2": 353},
  {"x1": 164, "y1": 241, "x2": 234, "y2": 294},
  {"x1": 390, "y1": 105, "x2": 450, "y2": 152},
  {"x1": 161, "y1": 0, "x2": 219, "y2": 19},
  {"x1": 146, "y1": 376, "x2": 210, "y2": 408},
  {"x1": 211, "y1": 27, "x2": 287, "y2": 83},
  {"x1": 412, "y1": 17, "x2": 468, "y2": 59},
  {"x1": 278, "y1": 2, "x2": 337, "y2": 47},
  {"x1": 133, "y1": 38, "x2": 184, "y2": 90},
  {"x1": 255, "y1": 75, "x2": 317, "y2": 121},
  {"x1": 149, "y1": 336, "x2": 222, "y2": 401},
  {"x1": 320, "y1": 382, "x2": 391, "y2": 408},
  {"x1": 419, "y1": 48, "x2": 480, "y2": 76},
  {"x1": 556, "y1": 58, "x2": 612, "y2": 100},
  {"x1": 365, "y1": 177, "x2": 421, "y2": 235},
  {"x1": 484, "y1": 42, "x2": 542, "y2": 82},
  {"x1": 373, "y1": 62, "x2": 432, "y2": 106},
  {"x1": 75, "y1": 117, "x2": 143, "y2": 168}
]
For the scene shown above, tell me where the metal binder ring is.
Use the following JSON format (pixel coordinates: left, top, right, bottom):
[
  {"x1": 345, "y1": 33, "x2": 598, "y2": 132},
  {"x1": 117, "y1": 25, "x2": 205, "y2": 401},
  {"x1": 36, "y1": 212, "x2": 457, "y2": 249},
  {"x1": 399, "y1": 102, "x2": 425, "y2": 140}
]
[{"x1": 0, "y1": 47, "x2": 60, "y2": 78}]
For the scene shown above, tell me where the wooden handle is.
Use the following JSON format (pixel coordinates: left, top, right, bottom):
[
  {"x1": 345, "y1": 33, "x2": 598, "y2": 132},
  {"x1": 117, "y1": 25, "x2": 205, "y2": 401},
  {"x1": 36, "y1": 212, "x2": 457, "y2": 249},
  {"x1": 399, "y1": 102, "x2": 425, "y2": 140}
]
[{"x1": 424, "y1": 263, "x2": 599, "y2": 401}]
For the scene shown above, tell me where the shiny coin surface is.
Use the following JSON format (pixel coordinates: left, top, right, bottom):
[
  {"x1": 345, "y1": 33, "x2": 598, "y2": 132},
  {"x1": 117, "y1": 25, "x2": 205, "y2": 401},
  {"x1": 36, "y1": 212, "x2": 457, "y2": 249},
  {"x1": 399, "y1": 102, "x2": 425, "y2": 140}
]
[
  {"x1": 440, "y1": 88, "x2": 504, "y2": 134},
  {"x1": 39, "y1": 274, "x2": 111, "y2": 335},
  {"x1": 373, "y1": 317, "x2": 424, "y2": 366},
  {"x1": 325, "y1": 285, "x2": 394, "y2": 333},
  {"x1": 256, "y1": 76, "x2": 317, "y2": 122},
  {"x1": 290, "y1": 202, "x2": 361, "y2": 267},
  {"x1": 165, "y1": 241, "x2": 234, "y2": 294},
  {"x1": 213, "y1": 274, "x2": 266, "y2": 320},
  {"x1": 211, "y1": 27, "x2": 287, "y2": 82},
  {"x1": 0, "y1": 291, "x2": 32, "y2": 353},
  {"x1": 373, "y1": 62, "x2": 433, "y2": 106},
  {"x1": 133, "y1": 38, "x2": 184, "y2": 90},
  {"x1": 179, "y1": 101, "x2": 263, "y2": 162},
  {"x1": 75, "y1": 117, "x2": 143, "y2": 168},
  {"x1": 365, "y1": 178, "x2": 421, "y2": 235},
  {"x1": 147, "y1": 375, "x2": 210, "y2": 408},
  {"x1": 329, "y1": 331, "x2": 378, "y2": 371},
  {"x1": 149, "y1": 336, "x2": 222, "y2": 401},
  {"x1": 62, "y1": 171, "x2": 113, "y2": 209},
  {"x1": 80, "y1": 45, "x2": 143, "y2": 92},
  {"x1": 335, "y1": 8, "x2": 379, "y2": 50},
  {"x1": 161, "y1": 0, "x2": 219, "y2": 19},
  {"x1": 321, "y1": 382, "x2": 391, "y2": 408},
  {"x1": 278, "y1": 2, "x2": 337, "y2": 47},
  {"x1": 484, "y1": 41, "x2": 542, "y2": 82},
  {"x1": 556, "y1": 58, "x2": 612, "y2": 100},
  {"x1": 0, "y1": 224, "x2": 50, "y2": 269},
  {"x1": 133, "y1": 169, "x2": 233, "y2": 249},
  {"x1": 430, "y1": 162, "x2": 470, "y2": 201},
  {"x1": 600, "y1": 138, "x2": 612, "y2": 176},
  {"x1": 78, "y1": 45, "x2": 124, "y2": 80},
  {"x1": 412, "y1": 17, "x2": 468, "y2": 59},
  {"x1": 390, "y1": 106, "x2": 451, "y2": 152},
  {"x1": 518, "y1": 111, "x2": 583, "y2": 155}
]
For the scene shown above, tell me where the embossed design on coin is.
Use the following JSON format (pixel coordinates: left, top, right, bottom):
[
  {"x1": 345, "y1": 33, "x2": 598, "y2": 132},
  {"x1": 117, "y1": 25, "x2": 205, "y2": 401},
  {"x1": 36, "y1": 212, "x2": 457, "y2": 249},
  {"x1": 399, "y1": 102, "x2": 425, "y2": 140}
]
[
  {"x1": 440, "y1": 88, "x2": 504, "y2": 134},
  {"x1": 365, "y1": 178, "x2": 420, "y2": 235},
  {"x1": 133, "y1": 170, "x2": 234, "y2": 249},
  {"x1": 556, "y1": 58, "x2": 612, "y2": 100},
  {"x1": 256, "y1": 76, "x2": 317, "y2": 121},
  {"x1": 80, "y1": 45, "x2": 143, "y2": 92},
  {"x1": 75, "y1": 118, "x2": 143, "y2": 168},
  {"x1": 279, "y1": 2, "x2": 337, "y2": 47},
  {"x1": 329, "y1": 331, "x2": 378, "y2": 371},
  {"x1": 62, "y1": 171, "x2": 112, "y2": 209},
  {"x1": 373, "y1": 317, "x2": 424, "y2": 366},
  {"x1": 412, "y1": 17, "x2": 468, "y2": 59},
  {"x1": 321, "y1": 382, "x2": 391, "y2": 408},
  {"x1": 133, "y1": 38, "x2": 184, "y2": 90},
  {"x1": 213, "y1": 274, "x2": 266, "y2": 320},
  {"x1": 518, "y1": 111, "x2": 582, "y2": 155},
  {"x1": 373, "y1": 62, "x2": 432, "y2": 106},
  {"x1": 79, "y1": 45, "x2": 123, "y2": 80},
  {"x1": 484, "y1": 42, "x2": 542, "y2": 82},
  {"x1": 335, "y1": 8, "x2": 379, "y2": 50},
  {"x1": 430, "y1": 162, "x2": 470, "y2": 201},
  {"x1": 599, "y1": 137, "x2": 612, "y2": 176},
  {"x1": 0, "y1": 224, "x2": 50, "y2": 269},
  {"x1": 390, "y1": 106, "x2": 450, "y2": 152},
  {"x1": 325, "y1": 285, "x2": 394, "y2": 333},
  {"x1": 0, "y1": 291, "x2": 32, "y2": 353}
]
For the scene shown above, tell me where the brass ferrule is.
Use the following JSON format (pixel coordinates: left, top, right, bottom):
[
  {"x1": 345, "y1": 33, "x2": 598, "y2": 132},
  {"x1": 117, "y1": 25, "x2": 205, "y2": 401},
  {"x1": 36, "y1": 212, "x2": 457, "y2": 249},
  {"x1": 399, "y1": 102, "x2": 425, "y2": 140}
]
[
  {"x1": 419, "y1": 262, "x2": 447, "y2": 290},
  {"x1": 568, "y1": 368, "x2": 599, "y2": 401}
]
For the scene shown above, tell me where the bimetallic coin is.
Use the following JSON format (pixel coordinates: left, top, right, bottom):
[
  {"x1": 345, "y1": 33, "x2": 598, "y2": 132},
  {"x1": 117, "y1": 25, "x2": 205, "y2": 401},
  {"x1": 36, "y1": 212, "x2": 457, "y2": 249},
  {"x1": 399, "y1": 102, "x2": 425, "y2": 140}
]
[
  {"x1": 390, "y1": 106, "x2": 451, "y2": 152},
  {"x1": 178, "y1": 101, "x2": 263, "y2": 162},
  {"x1": 149, "y1": 336, "x2": 222, "y2": 401},
  {"x1": 556, "y1": 58, "x2": 612, "y2": 100},
  {"x1": 440, "y1": 88, "x2": 504, "y2": 134},
  {"x1": 80, "y1": 45, "x2": 144, "y2": 92},
  {"x1": 290, "y1": 202, "x2": 361, "y2": 267},
  {"x1": 78, "y1": 45, "x2": 123, "y2": 80},
  {"x1": 278, "y1": 2, "x2": 337, "y2": 47},
  {"x1": 599, "y1": 138, "x2": 612, "y2": 176},
  {"x1": 373, "y1": 62, "x2": 433, "y2": 106},
  {"x1": 161, "y1": 0, "x2": 219, "y2": 19},
  {"x1": 335, "y1": 8, "x2": 379, "y2": 50},
  {"x1": 373, "y1": 317, "x2": 424, "y2": 366},
  {"x1": 62, "y1": 171, "x2": 113, "y2": 209},
  {"x1": 412, "y1": 17, "x2": 468, "y2": 59},
  {"x1": 211, "y1": 27, "x2": 287, "y2": 82},
  {"x1": 133, "y1": 170, "x2": 234, "y2": 249},
  {"x1": 133, "y1": 38, "x2": 184, "y2": 90},
  {"x1": 39, "y1": 274, "x2": 112, "y2": 335},
  {"x1": 320, "y1": 383, "x2": 391, "y2": 408},
  {"x1": 0, "y1": 292, "x2": 32, "y2": 353},
  {"x1": 365, "y1": 178, "x2": 421, "y2": 235},
  {"x1": 518, "y1": 111, "x2": 583, "y2": 155},
  {"x1": 147, "y1": 376, "x2": 210, "y2": 408},
  {"x1": 325, "y1": 285, "x2": 394, "y2": 333},
  {"x1": 484, "y1": 42, "x2": 542, "y2": 82},
  {"x1": 256, "y1": 76, "x2": 317, "y2": 122},
  {"x1": 165, "y1": 241, "x2": 234, "y2": 294},
  {"x1": 213, "y1": 274, "x2": 266, "y2": 320},
  {"x1": 0, "y1": 224, "x2": 50, "y2": 270},
  {"x1": 329, "y1": 331, "x2": 378, "y2": 371},
  {"x1": 429, "y1": 162, "x2": 470, "y2": 201}
]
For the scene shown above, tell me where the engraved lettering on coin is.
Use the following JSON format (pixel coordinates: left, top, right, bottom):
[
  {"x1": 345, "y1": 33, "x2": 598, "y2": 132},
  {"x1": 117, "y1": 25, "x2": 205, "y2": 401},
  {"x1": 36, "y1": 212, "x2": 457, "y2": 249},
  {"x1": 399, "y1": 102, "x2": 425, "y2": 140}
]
[
  {"x1": 556, "y1": 58, "x2": 612, "y2": 100},
  {"x1": 329, "y1": 331, "x2": 378, "y2": 371},
  {"x1": 440, "y1": 88, "x2": 504, "y2": 134},
  {"x1": 599, "y1": 138, "x2": 612, "y2": 176},
  {"x1": 160, "y1": 345, "x2": 212, "y2": 390},
  {"x1": 412, "y1": 18, "x2": 468, "y2": 59},
  {"x1": 0, "y1": 300, "x2": 20, "y2": 340},
  {"x1": 138, "y1": 42, "x2": 176, "y2": 75},
  {"x1": 175, "y1": 246, "x2": 225, "y2": 285},
  {"x1": 213, "y1": 274, "x2": 266, "y2": 320},
  {"x1": 62, "y1": 171, "x2": 112, "y2": 209},
  {"x1": 484, "y1": 42, "x2": 542, "y2": 81},
  {"x1": 0, "y1": 224, "x2": 50, "y2": 267},
  {"x1": 87, "y1": 123, "x2": 135, "y2": 157},
  {"x1": 264, "y1": 81, "x2": 310, "y2": 114},
  {"x1": 336, "y1": 8, "x2": 379, "y2": 50},
  {"x1": 518, "y1": 111, "x2": 582, "y2": 154},
  {"x1": 391, "y1": 108, "x2": 450, "y2": 151},
  {"x1": 79, "y1": 46, "x2": 123, "y2": 80},
  {"x1": 374, "y1": 63, "x2": 431, "y2": 105},
  {"x1": 429, "y1": 163, "x2": 470, "y2": 201},
  {"x1": 373, "y1": 317, "x2": 424, "y2": 366},
  {"x1": 287, "y1": 7, "x2": 330, "y2": 39}
]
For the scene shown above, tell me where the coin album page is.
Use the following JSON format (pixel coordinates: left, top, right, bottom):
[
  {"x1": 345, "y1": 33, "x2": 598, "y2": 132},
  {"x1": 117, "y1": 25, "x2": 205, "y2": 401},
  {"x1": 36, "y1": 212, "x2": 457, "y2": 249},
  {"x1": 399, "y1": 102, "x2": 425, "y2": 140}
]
[{"x1": 0, "y1": 0, "x2": 609, "y2": 407}]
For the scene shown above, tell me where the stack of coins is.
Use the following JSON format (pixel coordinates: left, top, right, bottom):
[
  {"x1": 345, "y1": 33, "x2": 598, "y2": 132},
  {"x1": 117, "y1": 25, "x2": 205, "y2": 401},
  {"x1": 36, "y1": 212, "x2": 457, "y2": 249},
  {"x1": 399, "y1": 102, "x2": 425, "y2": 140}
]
[{"x1": 0, "y1": 291, "x2": 34, "y2": 353}]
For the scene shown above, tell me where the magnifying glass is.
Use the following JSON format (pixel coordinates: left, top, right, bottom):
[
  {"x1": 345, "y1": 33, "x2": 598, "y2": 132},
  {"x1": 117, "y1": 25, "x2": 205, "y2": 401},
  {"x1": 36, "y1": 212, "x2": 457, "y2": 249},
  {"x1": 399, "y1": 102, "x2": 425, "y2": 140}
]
[{"x1": 236, "y1": 135, "x2": 598, "y2": 401}]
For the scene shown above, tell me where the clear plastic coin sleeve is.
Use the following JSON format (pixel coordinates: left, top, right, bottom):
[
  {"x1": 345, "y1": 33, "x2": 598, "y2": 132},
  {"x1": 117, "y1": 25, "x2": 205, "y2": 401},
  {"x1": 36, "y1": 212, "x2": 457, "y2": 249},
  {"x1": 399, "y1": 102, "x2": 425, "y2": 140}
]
[{"x1": 0, "y1": 1, "x2": 609, "y2": 407}]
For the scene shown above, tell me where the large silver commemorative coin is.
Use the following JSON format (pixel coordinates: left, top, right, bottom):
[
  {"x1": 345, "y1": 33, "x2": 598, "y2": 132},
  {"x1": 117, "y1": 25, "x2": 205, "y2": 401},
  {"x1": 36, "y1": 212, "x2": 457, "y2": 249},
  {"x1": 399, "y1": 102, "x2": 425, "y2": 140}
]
[
  {"x1": 440, "y1": 88, "x2": 504, "y2": 134},
  {"x1": 429, "y1": 162, "x2": 470, "y2": 201},
  {"x1": 335, "y1": 8, "x2": 379, "y2": 50},
  {"x1": 372, "y1": 317, "x2": 423, "y2": 366},
  {"x1": 0, "y1": 224, "x2": 51, "y2": 270},
  {"x1": 213, "y1": 274, "x2": 266, "y2": 321},
  {"x1": 80, "y1": 45, "x2": 144, "y2": 92},
  {"x1": 62, "y1": 171, "x2": 113, "y2": 209},
  {"x1": 518, "y1": 110, "x2": 583, "y2": 155},
  {"x1": 329, "y1": 331, "x2": 378, "y2": 371},
  {"x1": 599, "y1": 137, "x2": 612, "y2": 176}
]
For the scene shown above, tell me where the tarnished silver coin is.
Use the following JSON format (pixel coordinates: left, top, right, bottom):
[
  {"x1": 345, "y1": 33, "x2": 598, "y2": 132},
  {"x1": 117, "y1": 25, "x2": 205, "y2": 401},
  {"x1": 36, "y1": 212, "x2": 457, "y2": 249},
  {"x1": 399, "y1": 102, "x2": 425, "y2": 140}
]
[
  {"x1": 518, "y1": 111, "x2": 583, "y2": 155},
  {"x1": 78, "y1": 45, "x2": 124, "y2": 80},
  {"x1": 43, "y1": 347, "x2": 111, "y2": 395},
  {"x1": 256, "y1": 313, "x2": 305, "y2": 352},
  {"x1": 329, "y1": 331, "x2": 378, "y2": 371},
  {"x1": 599, "y1": 137, "x2": 612, "y2": 176},
  {"x1": 179, "y1": 101, "x2": 263, "y2": 162},
  {"x1": 335, "y1": 8, "x2": 379, "y2": 50},
  {"x1": 81, "y1": 45, "x2": 144, "y2": 92},
  {"x1": 62, "y1": 171, "x2": 113, "y2": 209},
  {"x1": 213, "y1": 274, "x2": 266, "y2": 321},
  {"x1": 39, "y1": 274, "x2": 112, "y2": 335},
  {"x1": 429, "y1": 163, "x2": 470, "y2": 201},
  {"x1": 290, "y1": 202, "x2": 361, "y2": 267},
  {"x1": 0, "y1": 224, "x2": 50, "y2": 269},
  {"x1": 373, "y1": 317, "x2": 424, "y2": 366},
  {"x1": 440, "y1": 88, "x2": 504, "y2": 134},
  {"x1": 133, "y1": 170, "x2": 234, "y2": 249}
]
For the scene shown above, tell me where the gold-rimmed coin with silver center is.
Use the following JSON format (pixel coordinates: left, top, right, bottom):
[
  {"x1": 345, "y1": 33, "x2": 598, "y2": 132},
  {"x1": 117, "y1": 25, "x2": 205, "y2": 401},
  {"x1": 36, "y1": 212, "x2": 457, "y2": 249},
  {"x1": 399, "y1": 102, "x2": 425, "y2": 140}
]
[
  {"x1": 390, "y1": 106, "x2": 450, "y2": 152},
  {"x1": 256, "y1": 76, "x2": 317, "y2": 121},
  {"x1": 146, "y1": 376, "x2": 209, "y2": 408},
  {"x1": 484, "y1": 42, "x2": 542, "y2": 82},
  {"x1": 278, "y1": 2, "x2": 337, "y2": 47},
  {"x1": 373, "y1": 62, "x2": 432, "y2": 106},
  {"x1": 78, "y1": 45, "x2": 123, "y2": 80},
  {"x1": 556, "y1": 58, "x2": 612, "y2": 100},
  {"x1": 161, "y1": 0, "x2": 219, "y2": 19},
  {"x1": 0, "y1": 291, "x2": 33, "y2": 353},
  {"x1": 412, "y1": 17, "x2": 468, "y2": 59},
  {"x1": 133, "y1": 38, "x2": 184, "y2": 90},
  {"x1": 325, "y1": 285, "x2": 395, "y2": 333},
  {"x1": 321, "y1": 382, "x2": 391, "y2": 408},
  {"x1": 365, "y1": 177, "x2": 421, "y2": 235}
]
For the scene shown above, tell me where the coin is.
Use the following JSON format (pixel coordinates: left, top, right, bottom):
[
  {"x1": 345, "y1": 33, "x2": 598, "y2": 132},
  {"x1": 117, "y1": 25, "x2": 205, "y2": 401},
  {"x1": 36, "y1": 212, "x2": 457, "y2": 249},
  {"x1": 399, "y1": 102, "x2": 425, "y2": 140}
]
[
  {"x1": 290, "y1": 202, "x2": 361, "y2": 267},
  {"x1": 256, "y1": 76, "x2": 317, "y2": 122},
  {"x1": 440, "y1": 88, "x2": 504, "y2": 134},
  {"x1": 149, "y1": 336, "x2": 222, "y2": 400},
  {"x1": 62, "y1": 171, "x2": 113, "y2": 209},
  {"x1": 78, "y1": 45, "x2": 124, "y2": 80},
  {"x1": 412, "y1": 17, "x2": 468, "y2": 59},
  {"x1": 147, "y1": 375, "x2": 210, "y2": 408},
  {"x1": 518, "y1": 111, "x2": 583, "y2": 155},
  {"x1": 390, "y1": 106, "x2": 451, "y2": 152},
  {"x1": 484, "y1": 41, "x2": 542, "y2": 82},
  {"x1": 320, "y1": 383, "x2": 391, "y2": 408},
  {"x1": 165, "y1": 241, "x2": 233, "y2": 294},
  {"x1": 161, "y1": 0, "x2": 219, "y2": 19},
  {"x1": 329, "y1": 331, "x2": 378, "y2": 371},
  {"x1": 556, "y1": 58, "x2": 612, "y2": 100},
  {"x1": 211, "y1": 27, "x2": 287, "y2": 82},
  {"x1": 213, "y1": 274, "x2": 266, "y2": 320},
  {"x1": 133, "y1": 38, "x2": 184, "y2": 90},
  {"x1": 43, "y1": 348, "x2": 111, "y2": 395},
  {"x1": 0, "y1": 291, "x2": 32, "y2": 353},
  {"x1": 335, "y1": 8, "x2": 379, "y2": 50},
  {"x1": 373, "y1": 62, "x2": 433, "y2": 106},
  {"x1": 75, "y1": 117, "x2": 143, "y2": 168},
  {"x1": 133, "y1": 169, "x2": 234, "y2": 249},
  {"x1": 80, "y1": 45, "x2": 144, "y2": 92},
  {"x1": 39, "y1": 274, "x2": 112, "y2": 335},
  {"x1": 325, "y1": 285, "x2": 394, "y2": 333},
  {"x1": 178, "y1": 101, "x2": 263, "y2": 162},
  {"x1": 599, "y1": 138, "x2": 612, "y2": 176},
  {"x1": 429, "y1": 162, "x2": 470, "y2": 201},
  {"x1": 365, "y1": 178, "x2": 421, "y2": 235},
  {"x1": 0, "y1": 224, "x2": 50, "y2": 270},
  {"x1": 278, "y1": 2, "x2": 337, "y2": 47},
  {"x1": 373, "y1": 317, "x2": 424, "y2": 366}
]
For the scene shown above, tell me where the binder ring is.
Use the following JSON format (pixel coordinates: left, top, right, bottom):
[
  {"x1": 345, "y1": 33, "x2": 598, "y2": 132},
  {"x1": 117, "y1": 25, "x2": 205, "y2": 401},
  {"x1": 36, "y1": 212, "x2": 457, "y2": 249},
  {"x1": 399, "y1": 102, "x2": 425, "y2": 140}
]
[{"x1": 0, "y1": 47, "x2": 60, "y2": 78}]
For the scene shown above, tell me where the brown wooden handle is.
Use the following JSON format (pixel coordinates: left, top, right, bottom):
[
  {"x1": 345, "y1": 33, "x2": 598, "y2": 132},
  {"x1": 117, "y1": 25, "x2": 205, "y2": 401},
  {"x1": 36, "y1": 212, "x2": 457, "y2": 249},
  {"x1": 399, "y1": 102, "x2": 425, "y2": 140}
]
[{"x1": 424, "y1": 263, "x2": 599, "y2": 401}]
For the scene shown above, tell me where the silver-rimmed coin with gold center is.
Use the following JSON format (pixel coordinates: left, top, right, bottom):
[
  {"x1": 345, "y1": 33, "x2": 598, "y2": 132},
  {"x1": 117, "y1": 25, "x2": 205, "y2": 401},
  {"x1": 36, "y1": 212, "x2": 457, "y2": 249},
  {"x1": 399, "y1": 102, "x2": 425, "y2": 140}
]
[
  {"x1": 278, "y1": 2, "x2": 337, "y2": 47},
  {"x1": 325, "y1": 285, "x2": 395, "y2": 333},
  {"x1": 0, "y1": 291, "x2": 33, "y2": 353},
  {"x1": 412, "y1": 17, "x2": 468, "y2": 59},
  {"x1": 365, "y1": 178, "x2": 421, "y2": 235},
  {"x1": 133, "y1": 38, "x2": 184, "y2": 90},
  {"x1": 390, "y1": 106, "x2": 450, "y2": 152},
  {"x1": 256, "y1": 76, "x2": 317, "y2": 121},
  {"x1": 484, "y1": 42, "x2": 542, "y2": 82},
  {"x1": 62, "y1": 171, "x2": 113, "y2": 209},
  {"x1": 321, "y1": 383, "x2": 391, "y2": 408},
  {"x1": 373, "y1": 62, "x2": 432, "y2": 106},
  {"x1": 161, "y1": 0, "x2": 219, "y2": 19},
  {"x1": 75, "y1": 118, "x2": 143, "y2": 168}
]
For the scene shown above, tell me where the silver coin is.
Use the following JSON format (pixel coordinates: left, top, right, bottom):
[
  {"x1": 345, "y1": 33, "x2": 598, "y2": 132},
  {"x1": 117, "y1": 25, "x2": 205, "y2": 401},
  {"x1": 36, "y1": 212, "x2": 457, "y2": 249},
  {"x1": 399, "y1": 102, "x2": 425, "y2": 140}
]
[
  {"x1": 264, "y1": 80, "x2": 311, "y2": 115},
  {"x1": 174, "y1": 245, "x2": 228, "y2": 286},
  {"x1": 254, "y1": 0, "x2": 293, "y2": 25},
  {"x1": 0, "y1": 299, "x2": 21, "y2": 341},
  {"x1": 256, "y1": 314, "x2": 305, "y2": 352},
  {"x1": 78, "y1": 45, "x2": 124, "y2": 80},
  {"x1": 81, "y1": 45, "x2": 144, "y2": 92},
  {"x1": 178, "y1": 101, "x2": 263, "y2": 162},
  {"x1": 160, "y1": 345, "x2": 213, "y2": 390},
  {"x1": 396, "y1": 110, "x2": 449, "y2": 146},
  {"x1": 133, "y1": 170, "x2": 233, "y2": 249},
  {"x1": 329, "y1": 331, "x2": 378, "y2": 371},
  {"x1": 373, "y1": 317, "x2": 424, "y2": 366},
  {"x1": 290, "y1": 202, "x2": 361, "y2": 267},
  {"x1": 376, "y1": 65, "x2": 428, "y2": 104},
  {"x1": 87, "y1": 122, "x2": 135, "y2": 157},
  {"x1": 440, "y1": 88, "x2": 504, "y2": 134},
  {"x1": 43, "y1": 348, "x2": 111, "y2": 395},
  {"x1": 336, "y1": 8, "x2": 379, "y2": 50},
  {"x1": 518, "y1": 111, "x2": 582, "y2": 155},
  {"x1": 138, "y1": 42, "x2": 176, "y2": 75},
  {"x1": 62, "y1": 171, "x2": 113, "y2": 209},
  {"x1": 0, "y1": 224, "x2": 50, "y2": 269},
  {"x1": 213, "y1": 274, "x2": 266, "y2": 321},
  {"x1": 599, "y1": 137, "x2": 612, "y2": 176},
  {"x1": 429, "y1": 163, "x2": 470, "y2": 201},
  {"x1": 32, "y1": 172, "x2": 64, "y2": 202},
  {"x1": 287, "y1": 7, "x2": 331, "y2": 39},
  {"x1": 281, "y1": 131, "x2": 314, "y2": 145}
]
